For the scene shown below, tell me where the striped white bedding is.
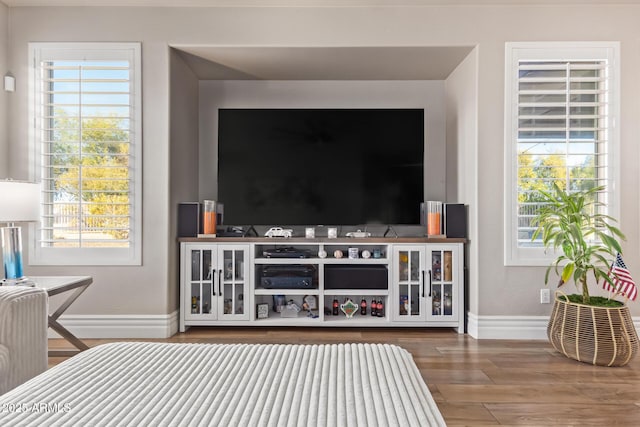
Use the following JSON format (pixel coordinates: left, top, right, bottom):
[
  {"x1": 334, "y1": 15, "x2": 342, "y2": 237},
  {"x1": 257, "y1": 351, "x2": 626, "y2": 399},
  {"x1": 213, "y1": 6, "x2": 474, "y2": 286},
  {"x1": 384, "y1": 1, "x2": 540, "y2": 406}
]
[{"x1": 0, "y1": 342, "x2": 446, "y2": 427}]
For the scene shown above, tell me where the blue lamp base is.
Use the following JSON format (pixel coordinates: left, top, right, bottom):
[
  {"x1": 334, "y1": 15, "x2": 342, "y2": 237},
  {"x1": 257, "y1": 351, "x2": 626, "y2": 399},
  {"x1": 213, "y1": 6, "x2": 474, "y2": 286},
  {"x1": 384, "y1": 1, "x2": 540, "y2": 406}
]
[{"x1": 1, "y1": 226, "x2": 34, "y2": 286}]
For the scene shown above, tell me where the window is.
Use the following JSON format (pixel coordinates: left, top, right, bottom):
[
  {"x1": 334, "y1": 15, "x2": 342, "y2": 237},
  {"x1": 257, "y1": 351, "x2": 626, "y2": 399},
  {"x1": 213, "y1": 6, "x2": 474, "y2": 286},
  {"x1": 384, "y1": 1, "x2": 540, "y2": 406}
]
[
  {"x1": 504, "y1": 42, "x2": 619, "y2": 266},
  {"x1": 29, "y1": 43, "x2": 141, "y2": 265}
]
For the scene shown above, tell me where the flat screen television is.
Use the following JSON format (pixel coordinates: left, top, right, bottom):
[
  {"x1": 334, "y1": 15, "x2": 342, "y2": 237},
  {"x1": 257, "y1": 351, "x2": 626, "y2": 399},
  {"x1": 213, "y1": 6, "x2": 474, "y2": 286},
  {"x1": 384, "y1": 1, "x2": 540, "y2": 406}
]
[{"x1": 218, "y1": 108, "x2": 424, "y2": 226}]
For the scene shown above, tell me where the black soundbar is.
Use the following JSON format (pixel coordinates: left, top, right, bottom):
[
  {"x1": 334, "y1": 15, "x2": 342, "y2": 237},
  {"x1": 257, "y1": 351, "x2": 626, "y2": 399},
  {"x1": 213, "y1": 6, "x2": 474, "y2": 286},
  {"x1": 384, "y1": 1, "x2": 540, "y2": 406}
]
[{"x1": 324, "y1": 265, "x2": 388, "y2": 290}]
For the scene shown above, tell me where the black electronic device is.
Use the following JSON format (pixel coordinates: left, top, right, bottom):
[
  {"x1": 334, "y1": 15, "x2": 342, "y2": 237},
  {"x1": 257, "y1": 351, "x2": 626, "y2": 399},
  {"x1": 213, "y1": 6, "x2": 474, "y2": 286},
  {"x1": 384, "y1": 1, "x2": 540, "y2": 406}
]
[
  {"x1": 263, "y1": 247, "x2": 311, "y2": 258},
  {"x1": 444, "y1": 204, "x2": 467, "y2": 238},
  {"x1": 324, "y1": 265, "x2": 388, "y2": 290},
  {"x1": 261, "y1": 264, "x2": 316, "y2": 276},
  {"x1": 261, "y1": 276, "x2": 313, "y2": 289},
  {"x1": 259, "y1": 265, "x2": 317, "y2": 289},
  {"x1": 216, "y1": 226, "x2": 245, "y2": 237},
  {"x1": 218, "y1": 108, "x2": 424, "y2": 226},
  {"x1": 177, "y1": 202, "x2": 200, "y2": 237}
]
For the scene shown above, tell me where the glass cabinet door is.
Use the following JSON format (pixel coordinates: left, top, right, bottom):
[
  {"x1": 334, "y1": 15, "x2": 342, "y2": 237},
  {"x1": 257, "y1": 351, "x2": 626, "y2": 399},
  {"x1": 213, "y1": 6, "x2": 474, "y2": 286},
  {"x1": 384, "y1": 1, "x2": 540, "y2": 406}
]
[
  {"x1": 427, "y1": 246, "x2": 456, "y2": 322},
  {"x1": 393, "y1": 246, "x2": 426, "y2": 322},
  {"x1": 185, "y1": 247, "x2": 217, "y2": 320},
  {"x1": 217, "y1": 246, "x2": 249, "y2": 320}
]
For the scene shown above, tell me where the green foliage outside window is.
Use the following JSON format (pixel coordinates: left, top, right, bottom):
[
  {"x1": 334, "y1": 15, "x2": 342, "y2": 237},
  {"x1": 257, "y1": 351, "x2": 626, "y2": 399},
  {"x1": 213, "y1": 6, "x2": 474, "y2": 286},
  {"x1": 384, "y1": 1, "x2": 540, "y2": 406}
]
[{"x1": 49, "y1": 110, "x2": 130, "y2": 245}]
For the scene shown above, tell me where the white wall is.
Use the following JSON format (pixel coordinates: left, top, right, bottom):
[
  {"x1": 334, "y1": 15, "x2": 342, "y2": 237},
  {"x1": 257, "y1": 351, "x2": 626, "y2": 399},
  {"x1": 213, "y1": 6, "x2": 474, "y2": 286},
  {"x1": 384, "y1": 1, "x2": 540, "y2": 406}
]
[
  {"x1": 5, "y1": 4, "x2": 640, "y2": 335},
  {"x1": 9, "y1": 8, "x2": 172, "y2": 316},
  {"x1": 199, "y1": 80, "x2": 447, "y2": 203},
  {"x1": 0, "y1": 3, "x2": 8, "y2": 177},
  {"x1": 470, "y1": 13, "x2": 639, "y2": 319},
  {"x1": 169, "y1": 49, "x2": 200, "y2": 313},
  {"x1": 445, "y1": 48, "x2": 478, "y2": 317}
]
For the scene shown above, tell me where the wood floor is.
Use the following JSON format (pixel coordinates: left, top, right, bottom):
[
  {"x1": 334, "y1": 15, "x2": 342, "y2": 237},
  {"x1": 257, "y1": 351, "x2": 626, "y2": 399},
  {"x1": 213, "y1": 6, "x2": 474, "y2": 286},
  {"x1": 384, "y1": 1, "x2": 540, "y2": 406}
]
[{"x1": 49, "y1": 328, "x2": 640, "y2": 426}]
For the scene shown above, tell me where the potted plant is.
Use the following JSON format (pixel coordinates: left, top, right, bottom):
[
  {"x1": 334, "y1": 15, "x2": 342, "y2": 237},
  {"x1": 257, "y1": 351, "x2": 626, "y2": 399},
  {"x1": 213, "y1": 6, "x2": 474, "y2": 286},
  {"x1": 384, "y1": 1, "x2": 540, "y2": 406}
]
[{"x1": 531, "y1": 183, "x2": 638, "y2": 366}]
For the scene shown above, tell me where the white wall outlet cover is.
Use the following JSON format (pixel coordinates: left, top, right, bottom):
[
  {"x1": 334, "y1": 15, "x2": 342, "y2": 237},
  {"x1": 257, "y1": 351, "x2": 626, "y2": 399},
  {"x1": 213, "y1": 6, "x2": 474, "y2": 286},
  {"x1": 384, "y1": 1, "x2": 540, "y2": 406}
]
[
  {"x1": 4, "y1": 75, "x2": 15, "y2": 92},
  {"x1": 540, "y1": 288, "x2": 551, "y2": 304}
]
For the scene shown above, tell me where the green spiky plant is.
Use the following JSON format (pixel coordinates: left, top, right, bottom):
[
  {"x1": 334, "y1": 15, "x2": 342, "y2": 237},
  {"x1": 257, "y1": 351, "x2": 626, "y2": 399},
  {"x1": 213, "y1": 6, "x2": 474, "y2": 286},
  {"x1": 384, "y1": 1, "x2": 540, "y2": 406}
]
[{"x1": 530, "y1": 183, "x2": 625, "y2": 305}]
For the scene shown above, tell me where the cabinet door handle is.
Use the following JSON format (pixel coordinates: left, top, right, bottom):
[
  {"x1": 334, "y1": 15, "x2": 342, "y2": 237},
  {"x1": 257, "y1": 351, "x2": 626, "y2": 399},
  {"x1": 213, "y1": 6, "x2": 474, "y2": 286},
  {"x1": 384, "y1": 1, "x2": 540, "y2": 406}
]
[
  {"x1": 218, "y1": 269, "x2": 223, "y2": 296},
  {"x1": 428, "y1": 270, "x2": 432, "y2": 297},
  {"x1": 211, "y1": 267, "x2": 216, "y2": 296},
  {"x1": 421, "y1": 270, "x2": 425, "y2": 298}
]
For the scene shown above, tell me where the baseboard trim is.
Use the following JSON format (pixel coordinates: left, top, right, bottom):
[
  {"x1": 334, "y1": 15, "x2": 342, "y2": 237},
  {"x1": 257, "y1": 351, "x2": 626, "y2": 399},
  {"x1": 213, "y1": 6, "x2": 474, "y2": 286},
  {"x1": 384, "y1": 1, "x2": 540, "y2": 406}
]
[
  {"x1": 46, "y1": 311, "x2": 638, "y2": 341},
  {"x1": 468, "y1": 312, "x2": 640, "y2": 340},
  {"x1": 48, "y1": 311, "x2": 179, "y2": 339},
  {"x1": 467, "y1": 312, "x2": 549, "y2": 339}
]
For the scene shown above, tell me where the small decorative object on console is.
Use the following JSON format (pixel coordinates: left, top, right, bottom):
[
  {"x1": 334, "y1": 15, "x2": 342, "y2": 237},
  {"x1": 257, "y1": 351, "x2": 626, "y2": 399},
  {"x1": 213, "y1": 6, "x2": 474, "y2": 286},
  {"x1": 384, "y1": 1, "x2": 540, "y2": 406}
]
[
  {"x1": 302, "y1": 295, "x2": 319, "y2": 318},
  {"x1": 273, "y1": 295, "x2": 286, "y2": 313},
  {"x1": 202, "y1": 200, "x2": 217, "y2": 236},
  {"x1": 318, "y1": 249, "x2": 327, "y2": 259},
  {"x1": 305, "y1": 227, "x2": 315, "y2": 239},
  {"x1": 334, "y1": 250, "x2": 343, "y2": 259},
  {"x1": 400, "y1": 295, "x2": 409, "y2": 315},
  {"x1": 281, "y1": 300, "x2": 301, "y2": 318},
  {"x1": 264, "y1": 227, "x2": 293, "y2": 238},
  {"x1": 346, "y1": 229, "x2": 371, "y2": 238},
  {"x1": 303, "y1": 295, "x2": 318, "y2": 310},
  {"x1": 426, "y1": 201, "x2": 444, "y2": 237},
  {"x1": 376, "y1": 299, "x2": 384, "y2": 317},
  {"x1": 348, "y1": 247, "x2": 359, "y2": 259},
  {"x1": 327, "y1": 227, "x2": 338, "y2": 239},
  {"x1": 361, "y1": 250, "x2": 371, "y2": 259},
  {"x1": 257, "y1": 303, "x2": 269, "y2": 319},
  {"x1": 340, "y1": 299, "x2": 359, "y2": 318}
]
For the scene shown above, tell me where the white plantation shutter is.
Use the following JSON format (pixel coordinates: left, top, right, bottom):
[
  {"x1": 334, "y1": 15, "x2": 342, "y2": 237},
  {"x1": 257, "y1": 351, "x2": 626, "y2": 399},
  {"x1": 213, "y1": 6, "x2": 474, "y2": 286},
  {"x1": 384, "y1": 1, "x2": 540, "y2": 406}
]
[
  {"x1": 505, "y1": 43, "x2": 619, "y2": 266},
  {"x1": 30, "y1": 43, "x2": 142, "y2": 265},
  {"x1": 517, "y1": 60, "x2": 611, "y2": 241}
]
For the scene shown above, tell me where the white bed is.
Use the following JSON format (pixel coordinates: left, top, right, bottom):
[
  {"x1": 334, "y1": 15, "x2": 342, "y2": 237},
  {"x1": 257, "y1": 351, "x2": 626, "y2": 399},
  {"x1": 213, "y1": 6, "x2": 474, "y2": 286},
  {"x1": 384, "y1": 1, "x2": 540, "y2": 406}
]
[{"x1": 0, "y1": 342, "x2": 446, "y2": 426}]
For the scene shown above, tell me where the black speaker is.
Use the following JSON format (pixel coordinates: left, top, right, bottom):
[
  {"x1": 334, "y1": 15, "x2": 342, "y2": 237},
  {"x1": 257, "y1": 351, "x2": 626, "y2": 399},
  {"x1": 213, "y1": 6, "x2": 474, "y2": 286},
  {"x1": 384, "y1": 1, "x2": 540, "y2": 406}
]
[
  {"x1": 324, "y1": 265, "x2": 388, "y2": 290},
  {"x1": 177, "y1": 202, "x2": 200, "y2": 237},
  {"x1": 444, "y1": 204, "x2": 467, "y2": 238}
]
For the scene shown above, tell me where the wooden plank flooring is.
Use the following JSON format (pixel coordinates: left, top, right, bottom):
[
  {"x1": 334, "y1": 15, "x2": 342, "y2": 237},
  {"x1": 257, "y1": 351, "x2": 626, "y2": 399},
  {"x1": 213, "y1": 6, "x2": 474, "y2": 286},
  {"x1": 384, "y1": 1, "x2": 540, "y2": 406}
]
[{"x1": 48, "y1": 328, "x2": 640, "y2": 426}]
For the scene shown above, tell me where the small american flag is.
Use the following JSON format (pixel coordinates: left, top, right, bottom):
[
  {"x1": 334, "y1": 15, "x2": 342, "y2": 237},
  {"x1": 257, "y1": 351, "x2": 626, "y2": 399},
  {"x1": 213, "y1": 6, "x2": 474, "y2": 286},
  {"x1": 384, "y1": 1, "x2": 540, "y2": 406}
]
[{"x1": 603, "y1": 253, "x2": 637, "y2": 301}]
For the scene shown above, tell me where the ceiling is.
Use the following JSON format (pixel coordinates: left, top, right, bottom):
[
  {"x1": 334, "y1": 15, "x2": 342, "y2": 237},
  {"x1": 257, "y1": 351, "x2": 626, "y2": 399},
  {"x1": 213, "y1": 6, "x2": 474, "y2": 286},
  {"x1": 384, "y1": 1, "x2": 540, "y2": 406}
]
[{"x1": 174, "y1": 46, "x2": 475, "y2": 80}]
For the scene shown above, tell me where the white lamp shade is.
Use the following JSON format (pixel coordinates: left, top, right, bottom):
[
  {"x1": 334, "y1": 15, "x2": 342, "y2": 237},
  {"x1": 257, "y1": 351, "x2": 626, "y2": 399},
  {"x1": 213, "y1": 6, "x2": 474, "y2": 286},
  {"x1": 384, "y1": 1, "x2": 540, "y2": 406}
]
[{"x1": 0, "y1": 180, "x2": 41, "y2": 222}]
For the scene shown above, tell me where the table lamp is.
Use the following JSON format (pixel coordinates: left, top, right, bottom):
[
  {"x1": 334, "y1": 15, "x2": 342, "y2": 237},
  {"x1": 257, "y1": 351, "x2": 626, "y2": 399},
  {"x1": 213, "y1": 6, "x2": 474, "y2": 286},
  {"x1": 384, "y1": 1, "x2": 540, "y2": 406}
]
[{"x1": 0, "y1": 180, "x2": 40, "y2": 286}]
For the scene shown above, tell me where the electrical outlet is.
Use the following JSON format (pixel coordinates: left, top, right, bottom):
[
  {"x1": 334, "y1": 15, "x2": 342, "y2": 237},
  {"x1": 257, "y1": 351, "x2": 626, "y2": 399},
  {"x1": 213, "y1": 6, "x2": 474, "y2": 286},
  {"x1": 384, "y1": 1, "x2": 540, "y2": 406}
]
[{"x1": 540, "y1": 288, "x2": 551, "y2": 304}]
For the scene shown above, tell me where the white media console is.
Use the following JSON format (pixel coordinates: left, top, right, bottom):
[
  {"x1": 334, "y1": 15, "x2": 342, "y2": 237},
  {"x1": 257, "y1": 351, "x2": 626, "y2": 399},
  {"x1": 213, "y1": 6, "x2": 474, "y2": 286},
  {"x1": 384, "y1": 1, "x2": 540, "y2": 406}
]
[{"x1": 179, "y1": 237, "x2": 465, "y2": 332}]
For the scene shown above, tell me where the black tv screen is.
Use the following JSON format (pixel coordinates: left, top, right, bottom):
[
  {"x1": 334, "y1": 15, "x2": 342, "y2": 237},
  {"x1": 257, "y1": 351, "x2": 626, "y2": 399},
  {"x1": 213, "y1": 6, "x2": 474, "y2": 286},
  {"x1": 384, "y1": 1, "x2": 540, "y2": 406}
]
[{"x1": 218, "y1": 108, "x2": 424, "y2": 226}]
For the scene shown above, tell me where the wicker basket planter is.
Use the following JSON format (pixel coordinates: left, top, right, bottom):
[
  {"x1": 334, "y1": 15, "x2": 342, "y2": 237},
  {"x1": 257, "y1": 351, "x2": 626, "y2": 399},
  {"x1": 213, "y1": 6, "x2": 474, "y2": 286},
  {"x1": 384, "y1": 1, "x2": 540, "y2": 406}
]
[{"x1": 547, "y1": 292, "x2": 639, "y2": 367}]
